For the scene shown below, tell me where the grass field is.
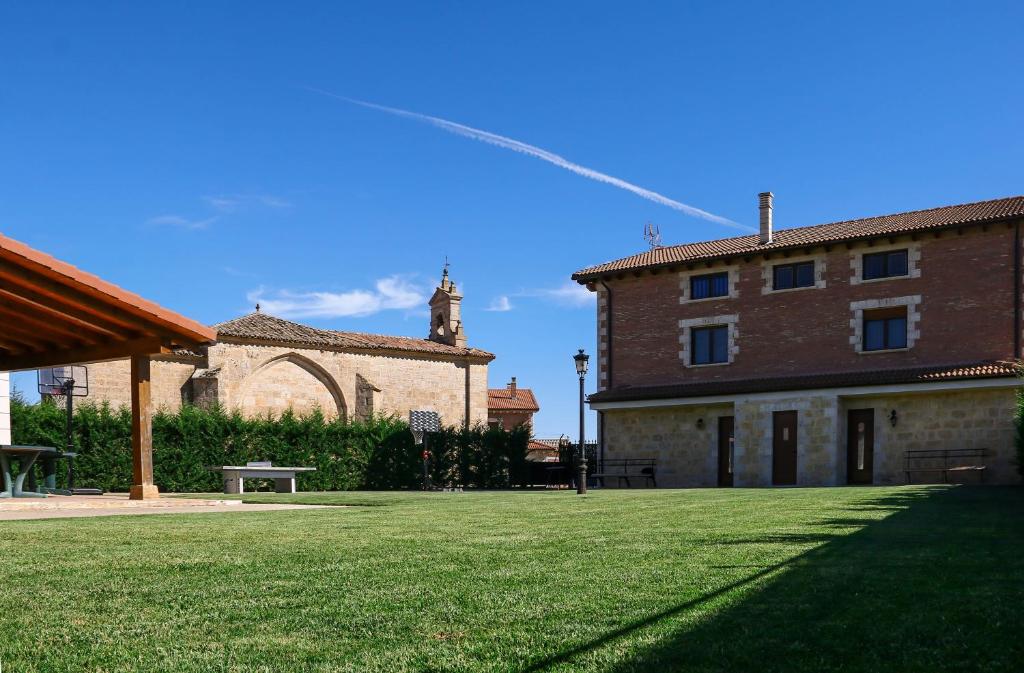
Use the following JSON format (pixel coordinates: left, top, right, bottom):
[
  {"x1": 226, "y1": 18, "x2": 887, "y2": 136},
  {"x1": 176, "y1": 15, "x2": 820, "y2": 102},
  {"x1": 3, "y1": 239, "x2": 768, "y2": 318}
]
[{"x1": 1, "y1": 486, "x2": 1022, "y2": 672}]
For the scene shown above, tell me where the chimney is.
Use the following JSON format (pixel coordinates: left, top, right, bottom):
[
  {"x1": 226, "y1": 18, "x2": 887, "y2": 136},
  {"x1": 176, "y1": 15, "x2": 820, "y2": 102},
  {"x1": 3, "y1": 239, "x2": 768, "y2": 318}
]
[
  {"x1": 758, "y1": 192, "x2": 774, "y2": 245},
  {"x1": 508, "y1": 377, "x2": 517, "y2": 394}
]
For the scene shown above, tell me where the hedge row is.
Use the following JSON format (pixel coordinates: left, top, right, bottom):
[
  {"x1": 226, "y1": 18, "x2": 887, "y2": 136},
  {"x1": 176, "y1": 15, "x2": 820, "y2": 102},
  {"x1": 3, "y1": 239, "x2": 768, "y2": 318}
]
[{"x1": 10, "y1": 396, "x2": 530, "y2": 492}]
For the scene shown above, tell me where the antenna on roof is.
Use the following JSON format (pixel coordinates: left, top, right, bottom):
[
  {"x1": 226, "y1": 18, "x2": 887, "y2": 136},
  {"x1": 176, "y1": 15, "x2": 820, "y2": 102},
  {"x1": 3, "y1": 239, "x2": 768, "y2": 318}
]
[{"x1": 643, "y1": 222, "x2": 662, "y2": 249}]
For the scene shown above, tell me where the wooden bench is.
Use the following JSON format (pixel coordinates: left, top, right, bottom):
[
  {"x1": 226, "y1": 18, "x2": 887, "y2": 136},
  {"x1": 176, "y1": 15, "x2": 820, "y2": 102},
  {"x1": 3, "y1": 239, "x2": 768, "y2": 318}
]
[
  {"x1": 592, "y1": 458, "x2": 657, "y2": 488},
  {"x1": 904, "y1": 449, "x2": 987, "y2": 484},
  {"x1": 208, "y1": 461, "x2": 316, "y2": 494}
]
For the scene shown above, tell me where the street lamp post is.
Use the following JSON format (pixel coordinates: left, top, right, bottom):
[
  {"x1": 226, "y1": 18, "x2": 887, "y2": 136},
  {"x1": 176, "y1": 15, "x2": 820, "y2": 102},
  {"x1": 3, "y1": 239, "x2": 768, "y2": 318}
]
[{"x1": 573, "y1": 349, "x2": 590, "y2": 495}]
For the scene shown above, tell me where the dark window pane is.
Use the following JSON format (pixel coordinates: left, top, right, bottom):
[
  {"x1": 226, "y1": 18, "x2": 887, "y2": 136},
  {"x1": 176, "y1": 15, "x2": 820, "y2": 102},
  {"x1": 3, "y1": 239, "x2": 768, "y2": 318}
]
[
  {"x1": 864, "y1": 319, "x2": 886, "y2": 351},
  {"x1": 774, "y1": 265, "x2": 794, "y2": 290},
  {"x1": 711, "y1": 326, "x2": 729, "y2": 363},
  {"x1": 710, "y1": 273, "x2": 729, "y2": 297},
  {"x1": 887, "y1": 318, "x2": 907, "y2": 348},
  {"x1": 795, "y1": 262, "x2": 815, "y2": 287},
  {"x1": 691, "y1": 276, "x2": 710, "y2": 300},
  {"x1": 692, "y1": 328, "x2": 711, "y2": 364},
  {"x1": 888, "y1": 251, "x2": 908, "y2": 277},
  {"x1": 863, "y1": 253, "x2": 885, "y2": 280}
]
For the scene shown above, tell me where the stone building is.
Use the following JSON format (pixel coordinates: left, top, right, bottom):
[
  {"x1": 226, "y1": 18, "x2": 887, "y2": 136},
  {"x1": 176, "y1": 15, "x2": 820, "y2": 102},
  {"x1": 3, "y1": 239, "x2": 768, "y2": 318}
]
[
  {"x1": 573, "y1": 194, "x2": 1024, "y2": 487},
  {"x1": 487, "y1": 377, "x2": 540, "y2": 430},
  {"x1": 77, "y1": 269, "x2": 495, "y2": 427}
]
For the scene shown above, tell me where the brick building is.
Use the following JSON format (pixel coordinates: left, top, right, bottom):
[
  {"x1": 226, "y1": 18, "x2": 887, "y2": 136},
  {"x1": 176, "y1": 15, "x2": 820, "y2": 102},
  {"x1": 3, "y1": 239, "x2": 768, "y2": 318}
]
[
  {"x1": 573, "y1": 194, "x2": 1024, "y2": 487},
  {"x1": 76, "y1": 269, "x2": 494, "y2": 427},
  {"x1": 487, "y1": 377, "x2": 540, "y2": 430}
]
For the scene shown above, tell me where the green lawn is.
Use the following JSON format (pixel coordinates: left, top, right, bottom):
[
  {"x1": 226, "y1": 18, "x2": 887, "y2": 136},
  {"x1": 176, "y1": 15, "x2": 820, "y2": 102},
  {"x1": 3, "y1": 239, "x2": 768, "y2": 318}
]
[{"x1": 1, "y1": 486, "x2": 1022, "y2": 672}]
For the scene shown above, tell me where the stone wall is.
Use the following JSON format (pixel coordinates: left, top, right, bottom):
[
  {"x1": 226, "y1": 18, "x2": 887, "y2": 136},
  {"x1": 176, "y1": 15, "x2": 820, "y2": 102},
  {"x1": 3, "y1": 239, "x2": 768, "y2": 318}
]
[
  {"x1": 78, "y1": 342, "x2": 490, "y2": 428},
  {"x1": 599, "y1": 385, "x2": 1021, "y2": 487},
  {"x1": 734, "y1": 394, "x2": 840, "y2": 486},
  {"x1": 839, "y1": 387, "x2": 1018, "y2": 484},
  {"x1": 77, "y1": 359, "x2": 197, "y2": 412},
  {"x1": 0, "y1": 372, "x2": 10, "y2": 445},
  {"x1": 602, "y1": 403, "x2": 734, "y2": 487}
]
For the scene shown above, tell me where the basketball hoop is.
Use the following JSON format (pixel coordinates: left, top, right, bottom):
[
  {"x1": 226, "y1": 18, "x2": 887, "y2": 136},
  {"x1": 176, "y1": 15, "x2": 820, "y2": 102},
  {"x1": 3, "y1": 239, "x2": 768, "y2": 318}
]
[
  {"x1": 410, "y1": 410, "x2": 441, "y2": 491},
  {"x1": 36, "y1": 366, "x2": 90, "y2": 493},
  {"x1": 409, "y1": 410, "x2": 440, "y2": 444},
  {"x1": 37, "y1": 366, "x2": 89, "y2": 398}
]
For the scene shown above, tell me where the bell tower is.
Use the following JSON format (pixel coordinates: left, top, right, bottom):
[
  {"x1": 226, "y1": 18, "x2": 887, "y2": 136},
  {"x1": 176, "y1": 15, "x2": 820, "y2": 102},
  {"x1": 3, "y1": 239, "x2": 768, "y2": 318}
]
[{"x1": 428, "y1": 262, "x2": 466, "y2": 348}]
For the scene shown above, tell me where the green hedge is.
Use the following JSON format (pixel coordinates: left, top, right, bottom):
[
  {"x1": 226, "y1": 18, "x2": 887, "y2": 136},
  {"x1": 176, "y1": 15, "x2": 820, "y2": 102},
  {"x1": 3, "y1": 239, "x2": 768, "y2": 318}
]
[{"x1": 10, "y1": 396, "x2": 529, "y2": 492}]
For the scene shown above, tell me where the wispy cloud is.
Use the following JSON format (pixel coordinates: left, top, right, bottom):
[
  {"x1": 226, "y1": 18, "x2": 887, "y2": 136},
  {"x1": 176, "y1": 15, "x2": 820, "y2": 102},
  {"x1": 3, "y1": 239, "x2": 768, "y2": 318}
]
[
  {"x1": 305, "y1": 86, "x2": 749, "y2": 232},
  {"x1": 248, "y1": 276, "x2": 426, "y2": 319},
  {"x1": 203, "y1": 194, "x2": 292, "y2": 213},
  {"x1": 486, "y1": 295, "x2": 513, "y2": 312},
  {"x1": 146, "y1": 214, "x2": 218, "y2": 230},
  {"x1": 532, "y1": 282, "x2": 595, "y2": 308},
  {"x1": 496, "y1": 283, "x2": 595, "y2": 310}
]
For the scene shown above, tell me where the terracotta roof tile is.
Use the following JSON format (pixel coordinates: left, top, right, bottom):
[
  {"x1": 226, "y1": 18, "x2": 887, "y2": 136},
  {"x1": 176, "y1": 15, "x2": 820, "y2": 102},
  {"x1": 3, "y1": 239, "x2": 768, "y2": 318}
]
[
  {"x1": 588, "y1": 362, "x2": 1019, "y2": 404},
  {"x1": 213, "y1": 312, "x2": 494, "y2": 359},
  {"x1": 573, "y1": 195, "x2": 1024, "y2": 281},
  {"x1": 488, "y1": 387, "x2": 540, "y2": 411}
]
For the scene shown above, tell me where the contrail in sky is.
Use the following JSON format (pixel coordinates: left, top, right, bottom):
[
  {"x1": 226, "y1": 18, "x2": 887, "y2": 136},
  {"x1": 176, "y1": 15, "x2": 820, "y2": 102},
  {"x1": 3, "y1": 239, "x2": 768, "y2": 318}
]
[{"x1": 304, "y1": 87, "x2": 749, "y2": 231}]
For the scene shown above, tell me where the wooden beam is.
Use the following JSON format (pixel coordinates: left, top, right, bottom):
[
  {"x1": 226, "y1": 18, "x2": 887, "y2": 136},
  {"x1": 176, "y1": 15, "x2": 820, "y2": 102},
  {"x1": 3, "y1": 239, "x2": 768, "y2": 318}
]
[
  {"x1": 0, "y1": 336, "x2": 31, "y2": 354},
  {"x1": 129, "y1": 354, "x2": 159, "y2": 500},
  {"x1": 0, "y1": 336, "x2": 171, "y2": 372},
  {"x1": 1, "y1": 321, "x2": 63, "y2": 351},
  {"x1": 0, "y1": 262, "x2": 157, "y2": 335},
  {"x1": 0, "y1": 286, "x2": 126, "y2": 339},
  {"x1": 0, "y1": 302, "x2": 99, "y2": 344}
]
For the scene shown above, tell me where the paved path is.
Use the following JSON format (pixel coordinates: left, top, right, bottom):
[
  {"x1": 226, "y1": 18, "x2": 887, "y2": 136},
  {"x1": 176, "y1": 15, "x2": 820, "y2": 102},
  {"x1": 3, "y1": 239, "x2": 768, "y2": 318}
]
[{"x1": 0, "y1": 494, "x2": 330, "y2": 520}]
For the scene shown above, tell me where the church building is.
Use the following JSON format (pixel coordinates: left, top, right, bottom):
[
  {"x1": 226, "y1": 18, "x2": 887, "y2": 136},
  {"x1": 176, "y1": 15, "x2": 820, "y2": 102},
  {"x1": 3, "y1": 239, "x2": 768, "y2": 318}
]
[{"x1": 76, "y1": 269, "x2": 495, "y2": 427}]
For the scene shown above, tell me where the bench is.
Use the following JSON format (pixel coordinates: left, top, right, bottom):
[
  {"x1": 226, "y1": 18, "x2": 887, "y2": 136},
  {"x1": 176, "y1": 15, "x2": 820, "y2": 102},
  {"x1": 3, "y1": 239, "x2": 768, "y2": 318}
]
[
  {"x1": 904, "y1": 449, "x2": 987, "y2": 484},
  {"x1": 592, "y1": 458, "x2": 657, "y2": 488},
  {"x1": 208, "y1": 462, "x2": 316, "y2": 494}
]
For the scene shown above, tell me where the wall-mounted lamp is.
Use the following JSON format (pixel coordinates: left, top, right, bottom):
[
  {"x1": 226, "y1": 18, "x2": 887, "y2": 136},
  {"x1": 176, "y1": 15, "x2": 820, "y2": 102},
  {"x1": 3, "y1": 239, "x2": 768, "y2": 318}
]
[
  {"x1": 696, "y1": 418, "x2": 705, "y2": 430},
  {"x1": 889, "y1": 409, "x2": 898, "y2": 428}
]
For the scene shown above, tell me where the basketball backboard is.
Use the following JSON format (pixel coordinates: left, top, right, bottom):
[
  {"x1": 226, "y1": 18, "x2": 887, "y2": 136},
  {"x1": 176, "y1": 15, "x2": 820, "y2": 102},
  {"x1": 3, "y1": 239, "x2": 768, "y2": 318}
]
[
  {"x1": 38, "y1": 366, "x2": 89, "y2": 397},
  {"x1": 409, "y1": 410, "x2": 441, "y2": 445}
]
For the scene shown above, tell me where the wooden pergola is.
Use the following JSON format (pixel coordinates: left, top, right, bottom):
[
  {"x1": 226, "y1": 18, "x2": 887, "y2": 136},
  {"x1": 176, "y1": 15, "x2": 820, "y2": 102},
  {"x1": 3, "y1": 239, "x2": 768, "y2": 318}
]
[{"x1": 0, "y1": 233, "x2": 217, "y2": 499}]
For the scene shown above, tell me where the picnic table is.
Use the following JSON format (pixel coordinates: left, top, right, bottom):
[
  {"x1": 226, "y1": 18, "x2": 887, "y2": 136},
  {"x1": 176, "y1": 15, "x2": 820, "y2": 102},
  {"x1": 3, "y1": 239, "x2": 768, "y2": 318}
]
[
  {"x1": 0, "y1": 445, "x2": 61, "y2": 498},
  {"x1": 208, "y1": 462, "x2": 316, "y2": 494}
]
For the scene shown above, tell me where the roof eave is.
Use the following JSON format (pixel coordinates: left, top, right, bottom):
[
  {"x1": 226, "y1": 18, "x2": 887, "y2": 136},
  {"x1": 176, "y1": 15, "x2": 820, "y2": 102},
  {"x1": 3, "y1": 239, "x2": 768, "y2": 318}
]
[{"x1": 572, "y1": 213, "x2": 1024, "y2": 284}]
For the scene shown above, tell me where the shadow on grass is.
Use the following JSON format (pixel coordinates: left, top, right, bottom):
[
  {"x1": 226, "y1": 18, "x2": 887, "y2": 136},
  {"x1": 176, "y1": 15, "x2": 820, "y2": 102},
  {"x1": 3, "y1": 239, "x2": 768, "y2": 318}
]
[{"x1": 525, "y1": 487, "x2": 1024, "y2": 673}]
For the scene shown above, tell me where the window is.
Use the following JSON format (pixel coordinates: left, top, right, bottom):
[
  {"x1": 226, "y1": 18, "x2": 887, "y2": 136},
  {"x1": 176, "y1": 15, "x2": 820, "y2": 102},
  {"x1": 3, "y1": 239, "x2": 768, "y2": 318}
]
[
  {"x1": 773, "y1": 261, "x2": 815, "y2": 290},
  {"x1": 692, "y1": 325, "x2": 729, "y2": 364},
  {"x1": 863, "y1": 250, "x2": 909, "y2": 280},
  {"x1": 690, "y1": 272, "x2": 729, "y2": 300},
  {"x1": 863, "y1": 307, "x2": 908, "y2": 351}
]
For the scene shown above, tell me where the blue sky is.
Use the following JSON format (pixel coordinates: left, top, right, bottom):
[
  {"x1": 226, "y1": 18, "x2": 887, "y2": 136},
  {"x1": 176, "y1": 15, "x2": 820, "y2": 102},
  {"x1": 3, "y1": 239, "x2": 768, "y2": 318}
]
[{"x1": 3, "y1": 2, "x2": 1022, "y2": 437}]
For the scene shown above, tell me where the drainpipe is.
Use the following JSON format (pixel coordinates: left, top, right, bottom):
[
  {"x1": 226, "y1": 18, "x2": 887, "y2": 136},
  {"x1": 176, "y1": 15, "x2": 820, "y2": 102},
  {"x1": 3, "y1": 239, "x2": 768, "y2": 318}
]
[
  {"x1": 1015, "y1": 221, "x2": 1021, "y2": 359},
  {"x1": 599, "y1": 280, "x2": 613, "y2": 473},
  {"x1": 599, "y1": 281, "x2": 613, "y2": 388}
]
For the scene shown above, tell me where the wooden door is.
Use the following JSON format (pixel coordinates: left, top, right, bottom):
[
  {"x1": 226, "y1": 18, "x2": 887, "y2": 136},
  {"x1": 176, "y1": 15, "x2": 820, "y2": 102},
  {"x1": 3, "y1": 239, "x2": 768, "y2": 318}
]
[
  {"x1": 718, "y1": 416, "x2": 735, "y2": 487},
  {"x1": 772, "y1": 411, "x2": 798, "y2": 485},
  {"x1": 846, "y1": 409, "x2": 874, "y2": 484}
]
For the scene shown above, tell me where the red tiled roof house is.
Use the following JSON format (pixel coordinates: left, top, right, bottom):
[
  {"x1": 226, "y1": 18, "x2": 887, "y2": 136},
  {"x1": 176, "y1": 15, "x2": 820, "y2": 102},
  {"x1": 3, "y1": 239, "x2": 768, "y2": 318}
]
[
  {"x1": 487, "y1": 377, "x2": 540, "y2": 431},
  {"x1": 573, "y1": 194, "x2": 1024, "y2": 486}
]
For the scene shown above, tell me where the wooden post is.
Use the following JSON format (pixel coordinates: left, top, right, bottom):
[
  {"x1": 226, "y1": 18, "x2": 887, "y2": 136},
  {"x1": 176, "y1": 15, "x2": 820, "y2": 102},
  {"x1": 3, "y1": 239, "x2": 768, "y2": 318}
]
[{"x1": 129, "y1": 354, "x2": 158, "y2": 500}]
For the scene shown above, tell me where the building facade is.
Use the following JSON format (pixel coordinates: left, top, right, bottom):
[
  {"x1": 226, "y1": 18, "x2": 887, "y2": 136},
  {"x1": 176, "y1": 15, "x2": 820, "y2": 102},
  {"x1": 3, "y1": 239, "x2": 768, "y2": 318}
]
[
  {"x1": 573, "y1": 195, "x2": 1024, "y2": 487},
  {"x1": 487, "y1": 377, "x2": 540, "y2": 430},
  {"x1": 77, "y1": 269, "x2": 494, "y2": 428}
]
